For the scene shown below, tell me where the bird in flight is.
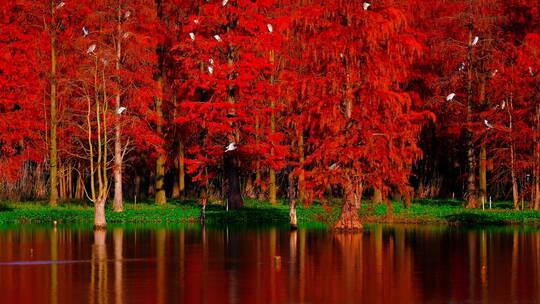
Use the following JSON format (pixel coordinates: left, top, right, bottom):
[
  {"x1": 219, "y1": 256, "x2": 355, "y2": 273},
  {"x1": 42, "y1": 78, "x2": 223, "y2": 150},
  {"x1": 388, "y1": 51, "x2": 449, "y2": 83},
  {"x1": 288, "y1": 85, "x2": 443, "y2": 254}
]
[{"x1": 225, "y1": 142, "x2": 237, "y2": 153}]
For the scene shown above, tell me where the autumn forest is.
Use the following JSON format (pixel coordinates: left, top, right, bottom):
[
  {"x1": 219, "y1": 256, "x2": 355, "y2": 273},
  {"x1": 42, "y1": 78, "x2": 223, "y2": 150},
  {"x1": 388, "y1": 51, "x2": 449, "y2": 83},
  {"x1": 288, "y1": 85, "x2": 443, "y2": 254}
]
[{"x1": 1, "y1": 0, "x2": 540, "y2": 230}]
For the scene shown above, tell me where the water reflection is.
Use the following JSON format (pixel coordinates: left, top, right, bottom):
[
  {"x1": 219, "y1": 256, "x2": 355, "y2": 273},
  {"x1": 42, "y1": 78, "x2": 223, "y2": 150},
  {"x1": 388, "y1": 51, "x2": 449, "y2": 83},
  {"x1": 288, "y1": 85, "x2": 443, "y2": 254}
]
[{"x1": 1, "y1": 225, "x2": 540, "y2": 303}]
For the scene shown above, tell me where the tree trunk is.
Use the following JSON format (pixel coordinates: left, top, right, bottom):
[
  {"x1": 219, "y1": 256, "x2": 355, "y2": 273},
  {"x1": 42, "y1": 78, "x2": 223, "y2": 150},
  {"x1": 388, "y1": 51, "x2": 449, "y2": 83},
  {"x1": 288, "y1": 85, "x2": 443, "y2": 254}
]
[
  {"x1": 113, "y1": 0, "x2": 124, "y2": 212},
  {"x1": 479, "y1": 145, "x2": 487, "y2": 204},
  {"x1": 155, "y1": 152, "x2": 166, "y2": 205},
  {"x1": 465, "y1": 24, "x2": 478, "y2": 209},
  {"x1": 94, "y1": 198, "x2": 107, "y2": 230},
  {"x1": 297, "y1": 126, "x2": 305, "y2": 204},
  {"x1": 534, "y1": 102, "x2": 540, "y2": 210},
  {"x1": 134, "y1": 174, "x2": 141, "y2": 201},
  {"x1": 59, "y1": 162, "x2": 65, "y2": 200},
  {"x1": 113, "y1": 130, "x2": 123, "y2": 211},
  {"x1": 67, "y1": 162, "x2": 73, "y2": 199},
  {"x1": 464, "y1": 139, "x2": 478, "y2": 209},
  {"x1": 224, "y1": 152, "x2": 243, "y2": 209},
  {"x1": 172, "y1": 142, "x2": 185, "y2": 199},
  {"x1": 372, "y1": 188, "x2": 382, "y2": 204},
  {"x1": 334, "y1": 181, "x2": 362, "y2": 231},
  {"x1": 49, "y1": 0, "x2": 58, "y2": 207},
  {"x1": 269, "y1": 168, "x2": 276, "y2": 205},
  {"x1": 172, "y1": 170, "x2": 180, "y2": 199},
  {"x1": 511, "y1": 142, "x2": 519, "y2": 210},
  {"x1": 113, "y1": 138, "x2": 123, "y2": 211},
  {"x1": 288, "y1": 173, "x2": 297, "y2": 230},
  {"x1": 154, "y1": 75, "x2": 166, "y2": 205},
  {"x1": 244, "y1": 175, "x2": 257, "y2": 199}
]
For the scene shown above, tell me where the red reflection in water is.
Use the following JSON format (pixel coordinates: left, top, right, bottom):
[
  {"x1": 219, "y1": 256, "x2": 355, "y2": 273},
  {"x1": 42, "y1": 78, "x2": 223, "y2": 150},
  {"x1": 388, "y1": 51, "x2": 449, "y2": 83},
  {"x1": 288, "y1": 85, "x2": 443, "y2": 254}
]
[{"x1": 0, "y1": 225, "x2": 540, "y2": 303}]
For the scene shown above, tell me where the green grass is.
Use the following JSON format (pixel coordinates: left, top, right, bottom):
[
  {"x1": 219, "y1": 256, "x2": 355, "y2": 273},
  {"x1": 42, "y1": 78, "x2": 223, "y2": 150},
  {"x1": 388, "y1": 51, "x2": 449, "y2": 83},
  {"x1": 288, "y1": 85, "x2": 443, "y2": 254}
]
[
  {"x1": 1, "y1": 198, "x2": 540, "y2": 227},
  {"x1": 0, "y1": 199, "x2": 334, "y2": 228},
  {"x1": 360, "y1": 198, "x2": 540, "y2": 226}
]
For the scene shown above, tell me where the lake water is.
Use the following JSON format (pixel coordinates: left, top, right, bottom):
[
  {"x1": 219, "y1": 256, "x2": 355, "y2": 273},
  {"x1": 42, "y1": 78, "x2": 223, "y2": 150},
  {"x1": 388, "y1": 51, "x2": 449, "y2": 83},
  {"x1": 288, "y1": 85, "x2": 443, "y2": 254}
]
[{"x1": 1, "y1": 224, "x2": 539, "y2": 303}]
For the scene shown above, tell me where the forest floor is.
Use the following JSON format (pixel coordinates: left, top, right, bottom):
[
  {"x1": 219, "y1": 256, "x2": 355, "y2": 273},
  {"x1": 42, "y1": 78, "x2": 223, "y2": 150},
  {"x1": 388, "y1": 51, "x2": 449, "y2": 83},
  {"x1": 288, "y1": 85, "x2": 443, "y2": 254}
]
[{"x1": 1, "y1": 198, "x2": 540, "y2": 227}]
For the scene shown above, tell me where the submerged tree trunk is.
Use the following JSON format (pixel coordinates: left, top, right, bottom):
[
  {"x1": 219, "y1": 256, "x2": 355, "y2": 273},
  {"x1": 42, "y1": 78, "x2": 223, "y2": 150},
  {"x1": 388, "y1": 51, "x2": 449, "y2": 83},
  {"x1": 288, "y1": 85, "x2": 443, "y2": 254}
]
[
  {"x1": 94, "y1": 198, "x2": 107, "y2": 230},
  {"x1": 334, "y1": 181, "x2": 362, "y2": 231},
  {"x1": 224, "y1": 152, "x2": 243, "y2": 209}
]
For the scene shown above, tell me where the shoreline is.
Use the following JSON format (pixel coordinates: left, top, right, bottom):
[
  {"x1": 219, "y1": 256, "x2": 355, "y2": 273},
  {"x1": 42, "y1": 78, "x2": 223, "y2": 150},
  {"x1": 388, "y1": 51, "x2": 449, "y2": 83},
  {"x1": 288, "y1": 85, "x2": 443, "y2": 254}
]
[{"x1": 1, "y1": 199, "x2": 540, "y2": 228}]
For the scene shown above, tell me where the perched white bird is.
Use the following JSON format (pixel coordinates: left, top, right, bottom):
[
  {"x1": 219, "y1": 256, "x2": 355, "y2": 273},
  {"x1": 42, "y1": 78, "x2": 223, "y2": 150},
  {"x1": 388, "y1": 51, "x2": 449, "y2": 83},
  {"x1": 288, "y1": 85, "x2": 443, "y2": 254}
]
[
  {"x1": 56, "y1": 2, "x2": 65, "y2": 9},
  {"x1": 208, "y1": 66, "x2": 214, "y2": 74},
  {"x1": 124, "y1": 10, "x2": 131, "y2": 19},
  {"x1": 213, "y1": 34, "x2": 222, "y2": 42},
  {"x1": 267, "y1": 23, "x2": 273, "y2": 33},
  {"x1": 484, "y1": 119, "x2": 494, "y2": 129},
  {"x1": 222, "y1": 0, "x2": 228, "y2": 6},
  {"x1": 501, "y1": 100, "x2": 506, "y2": 110},
  {"x1": 491, "y1": 69, "x2": 498, "y2": 77},
  {"x1": 82, "y1": 26, "x2": 89, "y2": 37},
  {"x1": 117, "y1": 107, "x2": 126, "y2": 114},
  {"x1": 194, "y1": 19, "x2": 199, "y2": 24},
  {"x1": 87, "y1": 44, "x2": 96, "y2": 54},
  {"x1": 458, "y1": 62, "x2": 465, "y2": 71},
  {"x1": 446, "y1": 93, "x2": 456, "y2": 101},
  {"x1": 209, "y1": 58, "x2": 214, "y2": 65},
  {"x1": 363, "y1": 2, "x2": 370, "y2": 10},
  {"x1": 122, "y1": 32, "x2": 130, "y2": 39},
  {"x1": 329, "y1": 163, "x2": 340, "y2": 170},
  {"x1": 340, "y1": 53, "x2": 344, "y2": 59},
  {"x1": 530, "y1": 66, "x2": 535, "y2": 76},
  {"x1": 189, "y1": 32, "x2": 195, "y2": 41},
  {"x1": 225, "y1": 142, "x2": 237, "y2": 152},
  {"x1": 471, "y1": 36, "x2": 479, "y2": 46}
]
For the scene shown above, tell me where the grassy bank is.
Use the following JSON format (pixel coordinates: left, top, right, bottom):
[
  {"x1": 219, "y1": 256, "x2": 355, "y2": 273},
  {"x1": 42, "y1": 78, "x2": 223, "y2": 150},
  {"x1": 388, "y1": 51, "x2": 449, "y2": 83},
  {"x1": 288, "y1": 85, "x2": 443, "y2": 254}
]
[
  {"x1": 360, "y1": 199, "x2": 540, "y2": 226},
  {"x1": 0, "y1": 199, "x2": 336, "y2": 228},
  {"x1": 1, "y1": 198, "x2": 540, "y2": 227}
]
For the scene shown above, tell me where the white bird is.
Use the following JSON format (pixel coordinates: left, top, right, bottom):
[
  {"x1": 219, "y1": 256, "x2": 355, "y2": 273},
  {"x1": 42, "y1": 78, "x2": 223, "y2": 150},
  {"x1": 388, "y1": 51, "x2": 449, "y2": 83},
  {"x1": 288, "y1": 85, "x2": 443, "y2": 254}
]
[
  {"x1": 484, "y1": 119, "x2": 493, "y2": 129},
  {"x1": 267, "y1": 23, "x2": 273, "y2": 33},
  {"x1": 87, "y1": 44, "x2": 96, "y2": 54},
  {"x1": 56, "y1": 2, "x2": 65, "y2": 9},
  {"x1": 530, "y1": 66, "x2": 535, "y2": 76},
  {"x1": 208, "y1": 66, "x2": 214, "y2": 74},
  {"x1": 491, "y1": 69, "x2": 498, "y2": 77},
  {"x1": 471, "y1": 36, "x2": 479, "y2": 46},
  {"x1": 225, "y1": 142, "x2": 237, "y2": 152},
  {"x1": 189, "y1": 32, "x2": 195, "y2": 41},
  {"x1": 214, "y1": 34, "x2": 222, "y2": 42},
  {"x1": 458, "y1": 62, "x2": 465, "y2": 71},
  {"x1": 363, "y1": 2, "x2": 370, "y2": 10},
  {"x1": 194, "y1": 19, "x2": 199, "y2": 24},
  {"x1": 329, "y1": 163, "x2": 340, "y2": 170},
  {"x1": 122, "y1": 32, "x2": 130, "y2": 39},
  {"x1": 82, "y1": 26, "x2": 89, "y2": 37},
  {"x1": 340, "y1": 53, "x2": 344, "y2": 59},
  {"x1": 124, "y1": 10, "x2": 131, "y2": 19},
  {"x1": 209, "y1": 58, "x2": 214, "y2": 65},
  {"x1": 446, "y1": 93, "x2": 456, "y2": 101},
  {"x1": 222, "y1": 0, "x2": 228, "y2": 6},
  {"x1": 117, "y1": 107, "x2": 126, "y2": 114},
  {"x1": 501, "y1": 100, "x2": 506, "y2": 110}
]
